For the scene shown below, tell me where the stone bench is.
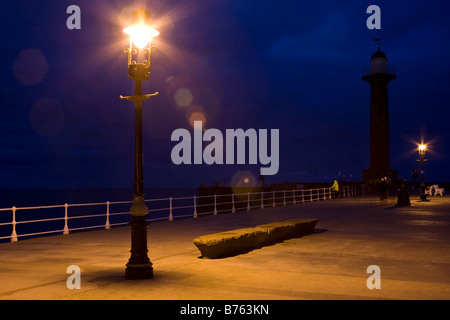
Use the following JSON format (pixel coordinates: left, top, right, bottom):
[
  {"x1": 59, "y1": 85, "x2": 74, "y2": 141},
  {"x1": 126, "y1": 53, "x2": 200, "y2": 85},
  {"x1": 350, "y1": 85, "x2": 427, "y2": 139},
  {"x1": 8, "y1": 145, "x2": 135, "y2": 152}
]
[{"x1": 193, "y1": 218, "x2": 320, "y2": 259}]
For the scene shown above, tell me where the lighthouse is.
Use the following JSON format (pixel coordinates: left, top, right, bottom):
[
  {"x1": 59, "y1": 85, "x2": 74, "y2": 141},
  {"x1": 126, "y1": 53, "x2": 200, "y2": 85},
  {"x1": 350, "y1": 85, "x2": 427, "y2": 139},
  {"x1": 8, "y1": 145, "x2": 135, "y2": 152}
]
[{"x1": 362, "y1": 40, "x2": 398, "y2": 184}]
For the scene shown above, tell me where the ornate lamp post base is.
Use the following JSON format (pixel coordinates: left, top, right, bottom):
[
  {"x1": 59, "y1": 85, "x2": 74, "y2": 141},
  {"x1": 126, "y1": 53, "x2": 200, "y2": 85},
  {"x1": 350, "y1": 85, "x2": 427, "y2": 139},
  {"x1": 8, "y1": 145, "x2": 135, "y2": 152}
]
[{"x1": 125, "y1": 214, "x2": 153, "y2": 279}]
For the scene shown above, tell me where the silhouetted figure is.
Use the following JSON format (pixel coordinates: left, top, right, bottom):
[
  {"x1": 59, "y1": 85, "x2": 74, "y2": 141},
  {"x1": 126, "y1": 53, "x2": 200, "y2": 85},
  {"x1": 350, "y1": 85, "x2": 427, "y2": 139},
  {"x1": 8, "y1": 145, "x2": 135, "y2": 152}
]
[
  {"x1": 397, "y1": 181, "x2": 411, "y2": 206},
  {"x1": 379, "y1": 177, "x2": 388, "y2": 200},
  {"x1": 331, "y1": 179, "x2": 339, "y2": 198}
]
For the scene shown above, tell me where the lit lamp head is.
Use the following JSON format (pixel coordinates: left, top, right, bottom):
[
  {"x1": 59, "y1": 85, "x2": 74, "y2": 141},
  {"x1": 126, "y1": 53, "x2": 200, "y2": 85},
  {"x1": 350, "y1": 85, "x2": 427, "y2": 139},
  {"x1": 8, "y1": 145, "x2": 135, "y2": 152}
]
[
  {"x1": 418, "y1": 143, "x2": 427, "y2": 156},
  {"x1": 123, "y1": 7, "x2": 159, "y2": 80},
  {"x1": 124, "y1": 25, "x2": 159, "y2": 49}
]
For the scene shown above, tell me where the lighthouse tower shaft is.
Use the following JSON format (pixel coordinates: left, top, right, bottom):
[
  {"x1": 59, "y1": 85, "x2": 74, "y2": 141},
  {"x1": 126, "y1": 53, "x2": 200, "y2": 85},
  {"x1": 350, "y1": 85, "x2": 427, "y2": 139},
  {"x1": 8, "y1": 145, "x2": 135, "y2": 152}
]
[{"x1": 362, "y1": 48, "x2": 397, "y2": 183}]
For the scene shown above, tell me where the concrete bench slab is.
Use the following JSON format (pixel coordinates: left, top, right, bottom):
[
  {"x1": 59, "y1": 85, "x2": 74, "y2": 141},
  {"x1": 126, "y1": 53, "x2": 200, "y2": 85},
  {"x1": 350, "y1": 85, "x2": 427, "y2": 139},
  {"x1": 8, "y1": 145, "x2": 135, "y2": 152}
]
[{"x1": 193, "y1": 218, "x2": 319, "y2": 259}]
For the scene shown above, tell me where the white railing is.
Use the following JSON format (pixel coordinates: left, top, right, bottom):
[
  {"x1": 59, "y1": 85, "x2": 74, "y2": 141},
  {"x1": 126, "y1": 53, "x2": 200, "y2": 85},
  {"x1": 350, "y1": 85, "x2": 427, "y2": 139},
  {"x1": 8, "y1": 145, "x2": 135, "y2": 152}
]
[{"x1": 0, "y1": 185, "x2": 359, "y2": 243}]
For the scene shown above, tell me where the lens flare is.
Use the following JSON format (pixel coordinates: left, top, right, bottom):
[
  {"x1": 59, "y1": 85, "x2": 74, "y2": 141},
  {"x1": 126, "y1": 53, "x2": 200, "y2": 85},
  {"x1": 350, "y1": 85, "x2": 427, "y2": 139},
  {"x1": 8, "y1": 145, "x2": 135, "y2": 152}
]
[{"x1": 123, "y1": 25, "x2": 159, "y2": 49}]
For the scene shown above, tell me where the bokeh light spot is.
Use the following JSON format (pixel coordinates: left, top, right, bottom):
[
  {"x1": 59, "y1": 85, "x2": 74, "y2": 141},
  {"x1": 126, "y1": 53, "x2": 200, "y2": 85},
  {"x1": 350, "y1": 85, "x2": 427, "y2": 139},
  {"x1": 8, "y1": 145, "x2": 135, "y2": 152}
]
[
  {"x1": 230, "y1": 171, "x2": 258, "y2": 196},
  {"x1": 13, "y1": 49, "x2": 49, "y2": 86},
  {"x1": 174, "y1": 88, "x2": 193, "y2": 107},
  {"x1": 188, "y1": 110, "x2": 207, "y2": 129}
]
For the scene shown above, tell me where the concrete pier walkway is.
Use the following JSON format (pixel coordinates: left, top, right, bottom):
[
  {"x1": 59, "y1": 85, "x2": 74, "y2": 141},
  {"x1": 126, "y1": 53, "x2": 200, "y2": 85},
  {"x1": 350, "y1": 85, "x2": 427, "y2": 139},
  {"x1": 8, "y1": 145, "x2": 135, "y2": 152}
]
[{"x1": 0, "y1": 195, "x2": 449, "y2": 300}]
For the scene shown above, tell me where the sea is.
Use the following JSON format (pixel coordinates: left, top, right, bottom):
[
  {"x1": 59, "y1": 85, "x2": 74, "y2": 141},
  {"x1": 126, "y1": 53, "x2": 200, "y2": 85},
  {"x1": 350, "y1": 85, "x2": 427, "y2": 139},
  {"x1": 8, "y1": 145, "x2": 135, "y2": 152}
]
[{"x1": 0, "y1": 188, "x2": 198, "y2": 243}]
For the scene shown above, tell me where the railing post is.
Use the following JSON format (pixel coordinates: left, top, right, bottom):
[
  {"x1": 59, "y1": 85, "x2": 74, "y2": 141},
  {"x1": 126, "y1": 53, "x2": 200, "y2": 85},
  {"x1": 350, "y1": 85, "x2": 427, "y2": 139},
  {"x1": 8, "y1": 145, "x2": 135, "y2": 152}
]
[
  {"x1": 231, "y1": 193, "x2": 235, "y2": 213},
  {"x1": 169, "y1": 197, "x2": 173, "y2": 221},
  {"x1": 329, "y1": 187, "x2": 332, "y2": 199},
  {"x1": 293, "y1": 190, "x2": 296, "y2": 205},
  {"x1": 105, "y1": 201, "x2": 111, "y2": 229},
  {"x1": 213, "y1": 194, "x2": 217, "y2": 215},
  {"x1": 323, "y1": 188, "x2": 326, "y2": 200},
  {"x1": 247, "y1": 192, "x2": 250, "y2": 211},
  {"x1": 283, "y1": 190, "x2": 286, "y2": 206},
  {"x1": 317, "y1": 188, "x2": 320, "y2": 201},
  {"x1": 193, "y1": 195, "x2": 197, "y2": 218},
  {"x1": 310, "y1": 189, "x2": 313, "y2": 202},
  {"x1": 260, "y1": 191, "x2": 264, "y2": 209},
  {"x1": 302, "y1": 189, "x2": 305, "y2": 203},
  {"x1": 272, "y1": 190, "x2": 276, "y2": 208},
  {"x1": 11, "y1": 206, "x2": 17, "y2": 242},
  {"x1": 63, "y1": 203, "x2": 69, "y2": 235}
]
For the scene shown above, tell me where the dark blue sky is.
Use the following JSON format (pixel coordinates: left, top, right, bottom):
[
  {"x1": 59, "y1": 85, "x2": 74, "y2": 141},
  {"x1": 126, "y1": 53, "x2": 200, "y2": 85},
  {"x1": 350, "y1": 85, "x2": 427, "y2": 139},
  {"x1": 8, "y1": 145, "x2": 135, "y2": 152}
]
[{"x1": 1, "y1": 0, "x2": 449, "y2": 189}]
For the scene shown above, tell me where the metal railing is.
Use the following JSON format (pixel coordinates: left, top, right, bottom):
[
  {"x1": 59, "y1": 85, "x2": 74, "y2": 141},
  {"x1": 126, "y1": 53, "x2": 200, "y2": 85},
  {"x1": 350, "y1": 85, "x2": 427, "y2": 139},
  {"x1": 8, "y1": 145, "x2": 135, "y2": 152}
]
[{"x1": 0, "y1": 185, "x2": 359, "y2": 243}]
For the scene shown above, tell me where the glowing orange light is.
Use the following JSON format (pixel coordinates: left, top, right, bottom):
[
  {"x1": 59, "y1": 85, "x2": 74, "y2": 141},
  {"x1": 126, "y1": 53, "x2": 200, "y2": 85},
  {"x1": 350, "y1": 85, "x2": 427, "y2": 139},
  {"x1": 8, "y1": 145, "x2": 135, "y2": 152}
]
[
  {"x1": 418, "y1": 143, "x2": 427, "y2": 153},
  {"x1": 123, "y1": 24, "x2": 159, "y2": 49}
]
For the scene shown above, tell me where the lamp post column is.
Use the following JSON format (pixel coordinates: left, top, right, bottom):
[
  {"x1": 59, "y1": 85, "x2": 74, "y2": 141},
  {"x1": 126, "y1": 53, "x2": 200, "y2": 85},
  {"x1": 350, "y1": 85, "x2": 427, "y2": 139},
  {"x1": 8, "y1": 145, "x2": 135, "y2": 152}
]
[
  {"x1": 121, "y1": 6, "x2": 160, "y2": 280},
  {"x1": 420, "y1": 153, "x2": 424, "y2": 188},
  {"x1": 419, "y1": 152, "x2": 427, "y2": 201},
  {"x1": 125, "y1": 75, "x2": 153, "y2": 280},
  {"x1": 418, "y1": 144, "x2": 428, "y2": 202},
  {"x1": 134, "y1": 79, "x2": 145, "y2": 200}
]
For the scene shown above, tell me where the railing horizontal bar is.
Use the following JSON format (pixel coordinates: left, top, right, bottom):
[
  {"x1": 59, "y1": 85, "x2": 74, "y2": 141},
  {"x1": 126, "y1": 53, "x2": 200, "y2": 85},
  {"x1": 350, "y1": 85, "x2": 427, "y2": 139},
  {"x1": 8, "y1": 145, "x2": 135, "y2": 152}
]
[
  {"x1": 108, "y1": 212, "x2": 128, "y2": 217},
  {"x1": 146, "y1": 217, "x2": 168, "y2": 222},
  {"x1": 16, "y1": 217, "x2": 65, "y2": 224},
  {"x1": 68, "y1": 202, "x2": 107, "y2": 207},
  {"x1": 195, "y1": 203, "x2": 214, "y2": 208},
  {"x1": 18, "y1": 229, "x2": 65, "y2": 238},
  {"x1": 196, "y1": 211, "x2": 214, "y2": 216},
  {"x1": 171, "y1": 205, "x2": 195, "y2": 210},
  {"x1": 168, "y1": 196, "x2": 193, "y2": 201},
  {"x1": 146, "y1": 197, "x2": 170, "y2": 202},
  {"x1": 171, "y1": 213, "x2": 194, "y2": 219},
  {"x1": 109, "y1": 200, "x2": 133, "y2": 205},
  {"x1": 68, "y1": 213, "x2": 106, "y2": 220},
  {"x1": 69, "y1": 225, "x2": 106, "y2": 231},
  {"x1": 109, "y1": 222, "x2": 129, "y2": 227},
  {"x1": 14, "y1": 204, "x2": 66, "y2": 210},
  {"x1": 147, "y1": 207, "x2": 169, "y2": 212}
]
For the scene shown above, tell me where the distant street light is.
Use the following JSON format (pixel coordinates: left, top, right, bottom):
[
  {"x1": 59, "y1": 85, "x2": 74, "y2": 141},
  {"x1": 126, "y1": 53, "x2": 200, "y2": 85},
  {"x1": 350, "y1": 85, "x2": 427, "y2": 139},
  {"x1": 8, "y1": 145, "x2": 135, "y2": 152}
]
[
  {"x1": 417, "y1": 143, "x2": 429, "y2": 202},
  {"x1": 120, "y1": 7, "x2": 159, "y2": 279}
]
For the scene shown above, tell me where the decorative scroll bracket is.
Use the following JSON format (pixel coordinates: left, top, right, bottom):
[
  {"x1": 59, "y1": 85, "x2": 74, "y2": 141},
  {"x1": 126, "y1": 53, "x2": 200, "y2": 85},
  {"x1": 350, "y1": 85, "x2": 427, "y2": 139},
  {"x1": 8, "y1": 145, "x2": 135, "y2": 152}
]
[{"x1": 119, "y1": 92, "x2": 159, "y2": 104}]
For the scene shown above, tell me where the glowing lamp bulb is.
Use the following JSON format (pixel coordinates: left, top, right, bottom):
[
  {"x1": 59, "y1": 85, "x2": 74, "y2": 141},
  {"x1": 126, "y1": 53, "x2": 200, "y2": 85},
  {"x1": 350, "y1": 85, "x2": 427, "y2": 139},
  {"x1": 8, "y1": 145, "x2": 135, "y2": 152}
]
[
  {"x1": 123, "y1": 25, "x2": 159, "y2": 49},
  {"x1": 418, "y1": 144, "x2": 426, "y2": 152}
]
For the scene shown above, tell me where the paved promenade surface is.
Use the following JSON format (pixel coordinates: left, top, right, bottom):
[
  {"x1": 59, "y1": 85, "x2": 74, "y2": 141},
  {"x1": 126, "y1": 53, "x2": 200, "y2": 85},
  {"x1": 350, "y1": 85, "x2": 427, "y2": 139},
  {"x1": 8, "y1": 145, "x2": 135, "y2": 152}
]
[{"x1": 0, "y1": 194, "x2": 449, "y2": 300}]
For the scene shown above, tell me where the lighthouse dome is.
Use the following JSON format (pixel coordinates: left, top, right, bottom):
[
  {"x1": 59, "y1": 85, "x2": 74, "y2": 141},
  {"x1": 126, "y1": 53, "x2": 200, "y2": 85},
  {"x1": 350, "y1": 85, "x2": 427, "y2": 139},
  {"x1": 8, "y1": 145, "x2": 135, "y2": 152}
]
[
  {"x1": 370, "y1": 49, "x2": 388, "y2": 74},
  {"x1": 371, "y1": 50, "x2": 387, "y2": 60}
]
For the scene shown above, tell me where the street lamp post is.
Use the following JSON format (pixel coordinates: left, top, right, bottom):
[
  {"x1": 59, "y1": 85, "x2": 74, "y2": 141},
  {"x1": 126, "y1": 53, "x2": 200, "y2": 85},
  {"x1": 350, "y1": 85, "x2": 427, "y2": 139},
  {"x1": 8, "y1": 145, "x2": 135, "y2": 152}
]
[
  {"x1": 417, "y1": 143, "x2": 428, "y2": 202},
  {"x1": 120, "y1": 7, "x2": 159, "y2": 279}
]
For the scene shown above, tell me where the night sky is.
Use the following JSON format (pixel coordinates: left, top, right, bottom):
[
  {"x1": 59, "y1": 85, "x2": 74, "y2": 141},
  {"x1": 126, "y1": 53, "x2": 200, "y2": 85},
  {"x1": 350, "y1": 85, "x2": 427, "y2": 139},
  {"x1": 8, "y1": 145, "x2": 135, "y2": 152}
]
[{"x1": 1, "y1": 0, "x2": 449, "y2": 190}]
